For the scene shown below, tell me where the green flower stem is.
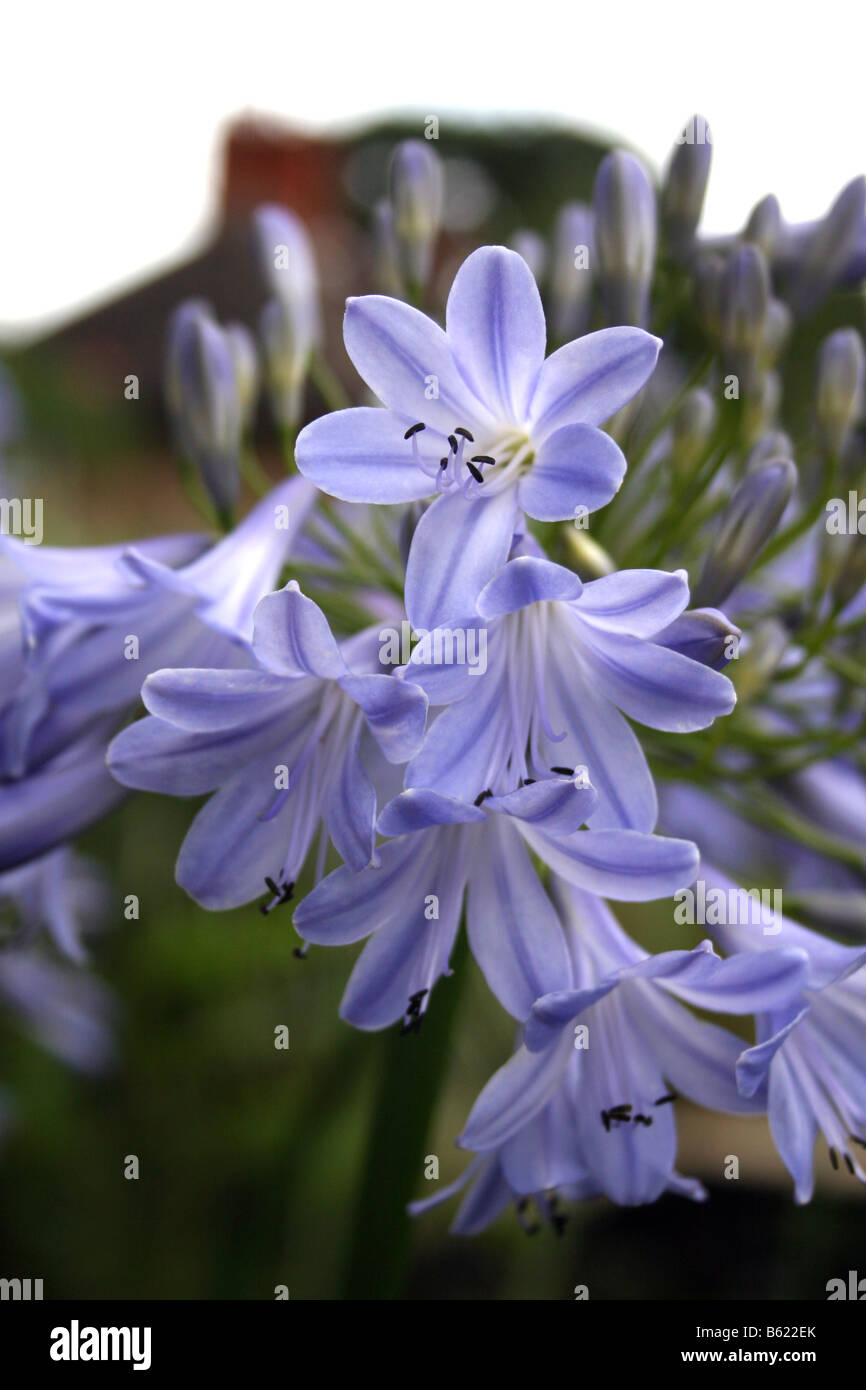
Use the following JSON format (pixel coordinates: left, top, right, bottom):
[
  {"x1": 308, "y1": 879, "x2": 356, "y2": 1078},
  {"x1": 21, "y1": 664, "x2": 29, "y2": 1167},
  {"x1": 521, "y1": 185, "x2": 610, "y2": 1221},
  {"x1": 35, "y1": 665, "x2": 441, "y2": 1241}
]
[
  {"x1": 309, "y1": 352, "x2": 352, "y2": 413},
  {"x1": 341, "y1": 932, "x2": 470, "y2": 1300}
]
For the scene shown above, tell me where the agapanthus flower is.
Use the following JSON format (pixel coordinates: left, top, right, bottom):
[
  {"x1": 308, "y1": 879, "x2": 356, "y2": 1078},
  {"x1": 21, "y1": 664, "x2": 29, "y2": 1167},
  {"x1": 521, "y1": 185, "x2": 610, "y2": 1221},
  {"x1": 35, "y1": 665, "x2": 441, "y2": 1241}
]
[
  {"x1": 690, "y1": 868, "x2": 866, "y2": 1203},
  {"x1": 0, "y1": 477, "x2": 316, "y2": 870},
  {"x1": 457, "y1": 878, "x2": 809, "y2": 1207},
  {"x1": 294, "y1": 783, "x2": 699, "y2": 1030},
  {"x1": 402, "y1": 554, "x2": 736, "y2": 831},
  {"x1": 296, "y1": 245, "x2": 660, "y2": 626},
  {"x1": 108, "y1": 584, "x2": 427, "y2": 911}
]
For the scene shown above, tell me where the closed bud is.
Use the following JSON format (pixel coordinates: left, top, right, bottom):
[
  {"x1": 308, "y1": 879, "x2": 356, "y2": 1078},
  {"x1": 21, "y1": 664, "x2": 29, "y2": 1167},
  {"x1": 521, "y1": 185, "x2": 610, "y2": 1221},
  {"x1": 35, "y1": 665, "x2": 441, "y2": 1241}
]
[
  {"x1": 252, "y1": 204, "x2": 321, "y2": 350},
  {"x1": 761, "y1": 299, "x2": 792, "y2": 368},
  {"x1": 389, "y1": 140, "x2": 444, "y2": 295},
  {"x1": 693, "y1": 253, "x2": 725, "y2": 337},
  {"x1": 816, "y1": 327, "x2": 865, "y2": 457},
  {"x1": 790, "y1": 175, "x2": 866, "y2": 315},
  {"x1": 694, "y1": 459, "x2": 797, "y2": 606},
  {"x1": 225, "y1": 323, "x2": 259, "y2": 429},
  {"x1": 593, "y1": 151, "x2": 657, "y2": 326},
  {"x1": 164, "y1": 302, "x2": 242, "y2": 520},
  {"x1": 743, "y1": 194, "x2": 783, "y2": 261},
  {"x1": 372, "y1": 199, "x2": 402, "y2": 297},
  {"x1": 672, "y1": 387, "x2": 716, "y2": 477},
  {"x1": 549, "y1": 202, "x2": 594, "y2": 341},
  {"x1": 259, "y1": 298, "x2": 311, "y2": 431},
  {"x1": 745, "y1": 430, "x2": 794, "y2": 471},
  {"x1": 719, "y1": 244, "x2": 770, "y2": 358},
  {"x1": 661, "y1": 115, "x2": 712, "y2": 256},
  {"x1": 829, "y1": 531, "x2": 866, "y2": 609},
  {"x1": 656, "y1": 606, "x2": 741, "y2": 670}
]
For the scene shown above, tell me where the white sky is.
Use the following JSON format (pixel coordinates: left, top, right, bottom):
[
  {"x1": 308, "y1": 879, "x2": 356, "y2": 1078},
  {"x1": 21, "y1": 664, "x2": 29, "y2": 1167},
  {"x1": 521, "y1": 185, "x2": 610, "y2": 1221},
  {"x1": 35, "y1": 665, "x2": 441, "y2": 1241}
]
[{"x1": 2, "y1": 0, "x2": 863, "y2": 340}]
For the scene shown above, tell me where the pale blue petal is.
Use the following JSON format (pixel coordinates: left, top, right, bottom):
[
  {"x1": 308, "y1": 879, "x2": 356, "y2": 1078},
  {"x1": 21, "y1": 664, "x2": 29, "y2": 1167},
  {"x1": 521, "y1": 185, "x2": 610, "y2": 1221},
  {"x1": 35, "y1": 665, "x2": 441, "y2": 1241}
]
[
  {"x1": 578, "y1": 624, "x2": 737, "y2": 732},
  {"x1": 576, "y1": 568, "x2": 690, "y2": 637},
  {"x1": 445, "y1": 246, "x2": 546, "y2": 424},
  {"x1": 295, "y1": 406, "x2": 440, "y2": 504},
  {"x1": 477, "y1": 556, "x2": 583, "y2": 619},
  {"x1": 518, "y1": 424, "x2": 626, "y2": 521},
  {"x1": 405, "y1": 487, "x2": 519, "y2": 631},
  {"x1": 521, "y1": 825, "x2": 699, "y2": 901},
  {"x1": 459, "y1": 1031, "x2": 575, "y2": 1152},
  {"x1": 528, "y1": 326, "x2": 662, "y2": 440},
  {"x1": 252, "y1": 582, "x2": 346, "y2": 679}
]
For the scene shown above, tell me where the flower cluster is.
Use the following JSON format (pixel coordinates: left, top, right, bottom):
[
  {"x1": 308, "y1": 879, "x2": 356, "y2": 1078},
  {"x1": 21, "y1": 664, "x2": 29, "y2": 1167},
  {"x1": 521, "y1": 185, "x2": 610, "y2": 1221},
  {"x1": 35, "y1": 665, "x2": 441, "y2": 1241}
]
[{"x1": 2, "y1": 119, "x2": 865, "y2": 1234}]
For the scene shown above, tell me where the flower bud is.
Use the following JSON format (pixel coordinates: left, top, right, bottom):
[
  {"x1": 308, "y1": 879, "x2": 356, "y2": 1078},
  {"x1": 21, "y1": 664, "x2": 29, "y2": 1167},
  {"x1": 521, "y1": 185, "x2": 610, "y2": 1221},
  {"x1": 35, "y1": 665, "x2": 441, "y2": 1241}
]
[
  {"x1": 259, "y1": 298, "x2": 311, "y2": 432},
  {"x1": 790, "y1": 175, "x2": 866, "y2": 315},
  {"x1": 656, "y1": 607, "x2": 740, "y2": 670},
  {"x1": 593, "y1": 151, "x2": 657, "y2": 326},
  {"x1": 549, "y1": 202, "x2": 594, "y2": 341},
  {"x1": 816, "y1": 327, "x2": 865, "y2": 457},
  {"x1": 719, "y1": 244, "x2": 770, "y2": 359},
  {"x1": 745, "y1": 430, "x2": 794, "y2": 471},
  {"x1": 694, "y1": 459, "x2": 797, "y2": 606},
  {"x1": 225, "y1": 323, "x2": 260, "y2": 430},
  {"x1": 761, "y1": 299, "x2": 792, "y2": 368},
  {"x1": 661, "y1": 115, "x2": 712, "y2": 256},
  {"x1": 164, "y1": 302, "x2": 242, "y2": 520},
  {"x1": 671, "y1": 387, "x2": 716, "y2": 478},
  {"x1": 389, "y1": 140, "x2": 444, "y2": 295},
  {"x1": 252, "y1": 204, "x2": 321, "y2": 351},
  {"x1": 743, "y1": 194, "x2": 783, "y2": 261},
  {"x1": 693, "y1": 252, "x2": 725, "y2": 336},
  {"x1": 733, "y1": 618, "x2": 789, "y2": 701}
]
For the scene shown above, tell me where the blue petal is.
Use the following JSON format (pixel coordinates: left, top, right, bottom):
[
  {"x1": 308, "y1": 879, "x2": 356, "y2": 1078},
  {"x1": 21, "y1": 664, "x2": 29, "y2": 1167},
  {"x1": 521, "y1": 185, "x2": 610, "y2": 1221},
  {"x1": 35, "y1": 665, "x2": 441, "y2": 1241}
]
[
  {"x1": 518, "y1": 424, "x2": 626, "y2": 522},
  {"x1": 521, "y1": 825, "x2": 699, "y2": 901},
  {"x1": 465, "y1": 816, "x2": 572, "y2": 1019},
  {"x1": 577, "y1": 623, "x2": 737, "y2": 732},
  {"x1": 528, "y1": 326, "x2": 662, "y2": 440},
  {"x1": 295, "y1": 407, "x2": 440, "y2": 504},
  {"x1": 525, "y1": 983, "x2": 617, "y2": 1051},
  {"x1": 477, "y1": 556, "x2": 583, "y2": 619},
  {"x1": 620, "y1": 941, "x2": 810, "y2": 1014},
  {"x1": 338, "y1": 671, "x2": 428, "y2": 763},
  {"x1": 459, "y1": 1031, "x2": 575, "y2": 1152},
  {"x1": 141, "y1": 667, "x2": 290, "y2": 732},
  {"x1": 486, "y1": 777, "x2": 598, "y2": 838},
  {"x1": 295, "y1": 831, "x2": 443, "y2": 945},
  {"x1": 325, "y1": 730, "x2": 378, "y2": 871},
  {"x1": 405, "y1": 487, "x2": 518, "y2": 630},
  {"x1": 343, "y1": 294, "x2": 491, "y2": 433},
  {"x1": 445, "y1": 246, "x2": 546, "y2": 425},
  {"x1": 450, "y1": 1158, "x2": 514, "y2": 1234},
  {"x1": 575, "y1": 568, "x2": 690, "y2": 637},
  {"x1": 767, "y1": 1047, "x2": 819, "y2": 1204},
  {"x1": 252, "y1": 582, "x2": 346, "y2": 679},
  {"x1": 377, "y1": 787, "x2": 486, "y2": 835},
  {"x1": 0, "y1": 736, "x2": 127, "y2": 872}
]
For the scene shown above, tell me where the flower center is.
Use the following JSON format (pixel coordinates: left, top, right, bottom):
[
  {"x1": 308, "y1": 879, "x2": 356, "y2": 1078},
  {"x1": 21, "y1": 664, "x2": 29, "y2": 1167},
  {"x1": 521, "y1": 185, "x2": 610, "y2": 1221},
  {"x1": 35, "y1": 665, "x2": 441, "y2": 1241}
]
[{"x1": 404, "y1": 422, "x2": 532, "y2": 499}]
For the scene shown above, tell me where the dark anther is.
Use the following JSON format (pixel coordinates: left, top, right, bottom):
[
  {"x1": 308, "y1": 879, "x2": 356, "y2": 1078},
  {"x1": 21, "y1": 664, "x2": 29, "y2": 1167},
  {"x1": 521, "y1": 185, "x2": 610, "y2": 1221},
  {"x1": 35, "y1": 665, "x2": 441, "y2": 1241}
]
[
  {"x1": 552, "y1": 1213, "x2": 568, "y2": 1237},
  {"x1": 404, "y1": 422, "x2": 426, "y2": 439},
  {"x1": 439, "y1": 457, "x2": 448, "y2": 470},
  {"x1": 654, "y1": 1093, "x2": 677, "y2": 1106},
  {"x1": 293, "y1": 944, "x2": 309, "y2": 960},
  {"x1": 633, "y1": 1113, "x2": 654, "y2": 1127},
  {"x1": 448, "y1": 434, "x2": 459, "y2": 453},
  {"x1": 852, "y1": 1136, "x2": 866, "y2": 1148},
  {"x1": 521, "y1": 777, "x2": 536, "y2": 785},
  {"x1": 455, "y1": 427, "x2": 474, "y2": 441},
  {"x1": 466, "y1": 462, "x2": 484, "y2": 484},
  {"x1": 260, "y1": 876, "x2": 295, "y2": 915},
  {"x1": 400, "y1": 988, "x2": 429, "y2": 1035},
  {"x1": 471, "y1": 454, "x2": 495, "y2": 465},
  {"x1": 829, "y1": 1147, "x2": 840, "y2": 1170},
  {"x1": 845, "y1": 1153, "x2": 856, "y2": 1175},
  {"x1": 474, "y1": 789, "x2": 494, "y2": 806},
  {"x1": 550, "y1": 765, "x2": 574, "y2": 776},
  {"x1": 602, "y1": 1103, "x2": 632, "y2": 1130}
]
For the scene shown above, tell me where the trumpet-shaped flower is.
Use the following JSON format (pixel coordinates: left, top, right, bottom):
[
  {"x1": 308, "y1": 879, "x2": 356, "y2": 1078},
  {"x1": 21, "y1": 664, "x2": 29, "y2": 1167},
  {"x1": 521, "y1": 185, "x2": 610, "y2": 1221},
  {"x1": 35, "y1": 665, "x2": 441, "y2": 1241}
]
[
  {"x1": 458, "y1": 880, "x2": 809, "y2": 1206},
  {"x1": 402, "y1": 555, "x2": 736, "y2": 831},
  {"x1": 293, "y1": 784, "x2": 700, "y2": 1031},
  {"x1": 108, "y1": 585, "x2": 428, "y2": 911},
  {"x1": 296, "y1": 245, "x2": 661, "y2": 627}
]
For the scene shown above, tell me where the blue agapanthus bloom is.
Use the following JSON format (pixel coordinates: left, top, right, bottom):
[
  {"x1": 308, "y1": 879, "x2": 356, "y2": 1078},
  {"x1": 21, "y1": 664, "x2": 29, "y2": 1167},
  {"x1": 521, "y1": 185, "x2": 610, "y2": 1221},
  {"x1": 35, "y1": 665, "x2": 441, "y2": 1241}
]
[
  {"x1": 402, "y1": 553, "x2": 736, "y2": 830},
  {"x1": 294, "y1": 785, "x2": 699, "y2": 1030},
  {"x1": 689, "y1": 867, "x2": 866, "y2": 1203},
  {"x1": 0, "y1": 477, "x2": 315, "y2": 871},
  {"x1": 296, "y1": 246, "x2": 660, "y2": 626},
  {"x1": 454, "y1": 877, "x2": 809, "y2": 1208},
  {"x1": 108, "y1": 583, "x2": 428, "y2": 911}
]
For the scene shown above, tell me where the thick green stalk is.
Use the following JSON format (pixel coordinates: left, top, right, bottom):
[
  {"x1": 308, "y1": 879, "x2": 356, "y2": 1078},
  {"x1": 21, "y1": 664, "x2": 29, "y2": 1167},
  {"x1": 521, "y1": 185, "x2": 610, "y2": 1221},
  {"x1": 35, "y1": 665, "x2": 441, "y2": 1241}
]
[{"x1": 341, "y1": 932, "x2": 469, "y2": 1300}]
